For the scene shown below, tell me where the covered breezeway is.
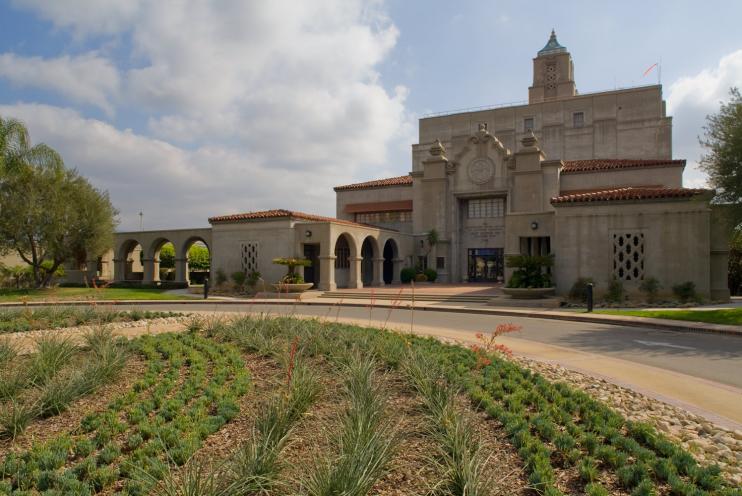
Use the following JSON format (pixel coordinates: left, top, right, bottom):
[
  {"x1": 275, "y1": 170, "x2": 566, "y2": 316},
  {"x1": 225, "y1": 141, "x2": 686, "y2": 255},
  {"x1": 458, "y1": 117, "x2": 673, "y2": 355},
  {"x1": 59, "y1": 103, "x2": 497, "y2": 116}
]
[{"x1": 113, "y1": 228, "x2": 212, "y2": 286}]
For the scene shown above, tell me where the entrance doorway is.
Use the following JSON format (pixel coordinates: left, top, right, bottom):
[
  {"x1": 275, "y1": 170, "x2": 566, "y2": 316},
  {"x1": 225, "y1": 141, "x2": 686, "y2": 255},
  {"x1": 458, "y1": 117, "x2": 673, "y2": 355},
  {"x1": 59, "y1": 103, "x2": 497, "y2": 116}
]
[
  {"x1": 467, "y1": 248, "x2": 504, "y2": 282},
  {"x1": 303, "y1": 244, "x2": 320, "y2": 288}
]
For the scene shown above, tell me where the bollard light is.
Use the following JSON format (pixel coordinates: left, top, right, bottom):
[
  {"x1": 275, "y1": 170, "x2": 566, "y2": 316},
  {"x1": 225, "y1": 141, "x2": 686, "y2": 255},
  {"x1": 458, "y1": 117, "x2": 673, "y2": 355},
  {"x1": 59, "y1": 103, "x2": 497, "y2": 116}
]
[
  {"x1": 204, "y1": 278, "x2": 209, "y2": 300},
  {"x1": 586, "y1": 282, "x2": 594, "y2": 313}
]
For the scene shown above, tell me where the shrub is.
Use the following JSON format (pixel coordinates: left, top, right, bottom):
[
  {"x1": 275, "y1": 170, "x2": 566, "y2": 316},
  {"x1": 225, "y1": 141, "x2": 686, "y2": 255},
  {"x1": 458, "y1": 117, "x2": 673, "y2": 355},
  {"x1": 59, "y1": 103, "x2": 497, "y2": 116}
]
[
  {"x1": 639, "y1": 277, "x2": 662, "y2": 303},
  {"x1": 423, "y1": 268, "x2": 438, "y2": 282},
  {"x1": 0, "y1": 398, "x2": 37, "y2": 439},
  {"x1": 414, "y1": 273, "x2": 428, "y2": 283},
  {"x1": 605, "y1": 277, "x2": 625, "y2": 303},
  {"x1": 672, "y1": 281, "x2": 699, "y2": 303},
  {"x1": 569, "y1": 277, "x2": 594, "y2": 302},
  {"x1": 400, "y1": 267, "x2": 416, "y2": 284},
  {"x1": 247, "y1": 270, "x2": 262, "y2": 287},
  {"x1": 215, "y1": 268, "x2": 227, "y2": 286},
  {"x1": 585, "y1": 482, "x2": 610, "y2": 496},
  {"x1": 231, "y1": 271, "x2": 246, "y2": 289},
  {"x1": 505, "y1": 254, "x2": 554, "y2": 288}
]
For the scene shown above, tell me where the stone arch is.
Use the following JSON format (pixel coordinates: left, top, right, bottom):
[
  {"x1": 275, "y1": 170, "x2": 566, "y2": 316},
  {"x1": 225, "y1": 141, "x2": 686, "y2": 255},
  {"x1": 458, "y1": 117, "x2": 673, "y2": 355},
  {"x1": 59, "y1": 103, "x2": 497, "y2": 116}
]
[
  {"x1": 360, "y1": 236, "x2": 380, "y2": 286},
  {"x1": 333, "y1": 232, "x2": 357, "y2": 288},
  {"x1": 148, "y1": 237, "x2": 175, "y2": 283},
  {"x1": 118, "y1": 239, "x2": 144, "y2": 281},
  {"x1": 180, "y1": 236, "x2": 212, "y2": 285},
  {"x1": 382, "y1": 238, "x2": 400, "y2": 284}
]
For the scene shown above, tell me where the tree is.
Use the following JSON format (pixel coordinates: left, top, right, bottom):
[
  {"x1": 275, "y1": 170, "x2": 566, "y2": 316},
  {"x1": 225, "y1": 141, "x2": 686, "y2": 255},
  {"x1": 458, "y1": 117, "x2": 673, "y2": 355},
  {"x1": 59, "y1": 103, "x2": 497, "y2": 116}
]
[
  {"x1": 700, "y1": 87, "x2": 742, "y2": 227},
  {"x1": 0, "y1": 116, "x2": 118, "y2": 287}
]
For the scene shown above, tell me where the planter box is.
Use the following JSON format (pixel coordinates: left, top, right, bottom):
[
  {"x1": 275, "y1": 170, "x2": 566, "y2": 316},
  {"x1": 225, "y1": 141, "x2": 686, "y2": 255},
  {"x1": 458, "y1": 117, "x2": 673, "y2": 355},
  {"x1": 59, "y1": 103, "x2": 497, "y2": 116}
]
[
  {"x1": 271, "y1": 282, "x2": 313, "y2": 293},
  {"x1": 502, "y1": 287, "x2": 556, "y2": 299}
]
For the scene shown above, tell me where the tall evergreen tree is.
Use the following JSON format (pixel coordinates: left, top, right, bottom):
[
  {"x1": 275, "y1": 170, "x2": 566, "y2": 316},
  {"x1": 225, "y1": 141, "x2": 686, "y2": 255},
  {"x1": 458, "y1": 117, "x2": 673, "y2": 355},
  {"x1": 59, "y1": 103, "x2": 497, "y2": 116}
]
[{"x1": 700, "y1": 87, "x2": 742, "y2": 228}]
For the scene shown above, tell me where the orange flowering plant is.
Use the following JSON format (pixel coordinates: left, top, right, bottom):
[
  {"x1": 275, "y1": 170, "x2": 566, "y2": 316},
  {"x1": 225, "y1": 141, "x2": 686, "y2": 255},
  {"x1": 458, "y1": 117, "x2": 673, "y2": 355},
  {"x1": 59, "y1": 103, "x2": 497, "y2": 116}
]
[{"x1": 470, "y1": 323, "x2": 522, "y2": 368}]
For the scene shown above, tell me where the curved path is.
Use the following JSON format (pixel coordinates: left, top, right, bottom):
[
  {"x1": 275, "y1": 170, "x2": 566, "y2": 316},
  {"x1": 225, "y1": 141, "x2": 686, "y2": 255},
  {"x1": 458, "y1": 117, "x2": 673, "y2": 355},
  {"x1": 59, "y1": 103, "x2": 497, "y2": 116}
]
[{"x1": 118, "y1": 302, "x2": 742, "y2": 428}]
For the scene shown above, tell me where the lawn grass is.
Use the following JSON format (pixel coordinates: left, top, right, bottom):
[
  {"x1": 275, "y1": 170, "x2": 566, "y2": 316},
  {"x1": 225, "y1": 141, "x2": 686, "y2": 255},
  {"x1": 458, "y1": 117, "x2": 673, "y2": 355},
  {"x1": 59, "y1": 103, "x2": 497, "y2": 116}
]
[
  {"x1": 0, "y1": 287, "x2": 192, "y2": 302},
  {"x1": 595, "y1": 308, "x2": 742, "y2": 326}
]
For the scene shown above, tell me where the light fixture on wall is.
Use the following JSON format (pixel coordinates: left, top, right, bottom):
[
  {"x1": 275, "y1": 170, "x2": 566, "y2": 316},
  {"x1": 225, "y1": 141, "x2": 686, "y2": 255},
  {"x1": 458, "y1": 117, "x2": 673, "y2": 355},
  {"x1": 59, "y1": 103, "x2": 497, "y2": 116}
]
[
  {"x1": 530, "y1": 221, "x2": 539, "y2": 230},
  {"x1": 305, "y1": 230, "x2": 312, "y2": 238}
]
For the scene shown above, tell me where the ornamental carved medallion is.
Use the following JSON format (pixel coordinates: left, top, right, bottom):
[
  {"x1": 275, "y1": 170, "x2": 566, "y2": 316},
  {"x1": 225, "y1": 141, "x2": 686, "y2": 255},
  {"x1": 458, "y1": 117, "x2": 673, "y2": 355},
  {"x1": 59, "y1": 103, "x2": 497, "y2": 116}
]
[{"x1": 467, "y1": 158, "x2": 495, "y2": 184}]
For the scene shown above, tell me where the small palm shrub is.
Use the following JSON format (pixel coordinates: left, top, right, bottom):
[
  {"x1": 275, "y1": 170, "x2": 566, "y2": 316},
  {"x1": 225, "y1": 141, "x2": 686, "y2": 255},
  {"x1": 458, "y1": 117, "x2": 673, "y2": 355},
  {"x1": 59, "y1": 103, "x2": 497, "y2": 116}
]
[
  {"x1": 639, "y1": 277, "x2": 662, "y2": 303},
  {"x1": 414, "y1": 272, "x2": 428, "y2": 282},
  {"x1": 400, "y1": 267, "x2": 415, "y2": 283},
  {"x1": 231, "y1": 271, "x2": 246, "y2": 290},
  {"x1": 672, "y1": 281, "x2": 700, "y2": 303},
  {"x1": 505, "y1": 254, "x2": 554, "y2": 288},
  {"x1": 605, "y1": 277, "x2": 625, "y2": 304}
]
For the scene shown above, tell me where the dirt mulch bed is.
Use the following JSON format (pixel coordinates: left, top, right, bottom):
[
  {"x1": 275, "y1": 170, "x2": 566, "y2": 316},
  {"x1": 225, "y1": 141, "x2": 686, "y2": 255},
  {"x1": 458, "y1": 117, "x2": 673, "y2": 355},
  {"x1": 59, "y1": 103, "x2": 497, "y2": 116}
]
[{"x1": 0, "y1": 354, "x2": 147, "y2": 458}]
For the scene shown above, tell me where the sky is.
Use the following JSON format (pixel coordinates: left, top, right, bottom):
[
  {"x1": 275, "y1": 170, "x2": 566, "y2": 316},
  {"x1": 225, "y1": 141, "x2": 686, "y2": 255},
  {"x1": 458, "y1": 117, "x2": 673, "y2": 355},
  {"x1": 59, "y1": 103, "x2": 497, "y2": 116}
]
[{"x1": 0, "y1": 0, "x2": 740, "y2": 230}]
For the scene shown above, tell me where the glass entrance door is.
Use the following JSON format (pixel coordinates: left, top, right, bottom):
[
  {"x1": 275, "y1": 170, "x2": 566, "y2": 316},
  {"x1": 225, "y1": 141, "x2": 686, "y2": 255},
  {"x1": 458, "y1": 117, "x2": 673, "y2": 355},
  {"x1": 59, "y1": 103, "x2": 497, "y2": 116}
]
[{"x1": 467, "y1": 248, "x2": 504, "y2": 282}]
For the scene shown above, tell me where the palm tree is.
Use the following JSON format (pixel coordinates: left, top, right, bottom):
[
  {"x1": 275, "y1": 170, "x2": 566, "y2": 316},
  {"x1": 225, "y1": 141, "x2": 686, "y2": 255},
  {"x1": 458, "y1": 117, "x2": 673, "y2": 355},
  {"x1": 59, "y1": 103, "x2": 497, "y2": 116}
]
[{"x1": 0, "y1": 116, "x2": 62, "y2": 176}]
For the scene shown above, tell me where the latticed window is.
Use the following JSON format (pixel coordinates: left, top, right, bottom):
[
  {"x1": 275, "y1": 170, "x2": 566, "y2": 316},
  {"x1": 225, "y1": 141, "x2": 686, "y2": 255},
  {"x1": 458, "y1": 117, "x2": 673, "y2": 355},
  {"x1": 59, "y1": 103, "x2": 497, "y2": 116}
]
[
  {"x1": 613, "y1": 233, "x2": 644, "y2": 281},
  {"x1": 240, "y1": 242, "x2": 258, "y2": 274},
  {"x1": 468, "y1": 198, "x2": 504, "y2": 218}
]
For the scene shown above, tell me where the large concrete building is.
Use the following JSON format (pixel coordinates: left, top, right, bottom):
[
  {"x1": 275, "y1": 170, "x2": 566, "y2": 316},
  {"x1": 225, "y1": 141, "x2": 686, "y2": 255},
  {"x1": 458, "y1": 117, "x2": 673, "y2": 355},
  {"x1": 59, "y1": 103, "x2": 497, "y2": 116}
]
[{"x1": 92, "y1": 31, "x2": 729, "y2": 300}]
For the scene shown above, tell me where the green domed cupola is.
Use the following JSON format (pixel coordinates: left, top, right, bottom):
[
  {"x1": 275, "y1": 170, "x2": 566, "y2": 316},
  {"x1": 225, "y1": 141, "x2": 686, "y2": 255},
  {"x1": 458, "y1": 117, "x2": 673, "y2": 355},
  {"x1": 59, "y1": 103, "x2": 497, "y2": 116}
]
[{"x1": 538, "y1": 29, "x2": 567, "y2": 56}]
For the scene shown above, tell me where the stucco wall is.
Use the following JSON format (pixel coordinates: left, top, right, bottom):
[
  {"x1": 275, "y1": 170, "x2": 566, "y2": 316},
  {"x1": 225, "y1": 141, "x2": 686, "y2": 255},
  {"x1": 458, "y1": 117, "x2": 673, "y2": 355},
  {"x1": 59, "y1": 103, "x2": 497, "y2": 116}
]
[
  {"x1": 552, "y1": 200, "x2": 713, "y2": 298},
  {"x1": 416, "y1": 85, "x2": 671, "y2": 166},
  {"x1": 335, "y1": 185, "x2": 413, "y2": 232},
  {"x1": 211, "y1": 220, "x2": 295, "y2": 285},
  {"x1": 560, "y1": 166, "x2": 683, "y2": 192}
]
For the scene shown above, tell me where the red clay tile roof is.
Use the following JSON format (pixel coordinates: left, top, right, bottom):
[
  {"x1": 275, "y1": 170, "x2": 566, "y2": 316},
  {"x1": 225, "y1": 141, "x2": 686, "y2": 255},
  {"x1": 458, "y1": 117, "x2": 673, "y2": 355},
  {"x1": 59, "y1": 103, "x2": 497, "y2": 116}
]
[
  {"x1": 334, "y1": 175, "x2": 412, "y2": 191},
  {"x1": 208, "y1": 208, "x2": 383, "y2": 229},
  {"x1": 561, "y1": 159, "x2": 685, "y2": 174},
  {"x1": 551, "y1": 187, "x2": 709, "y2": 204}
]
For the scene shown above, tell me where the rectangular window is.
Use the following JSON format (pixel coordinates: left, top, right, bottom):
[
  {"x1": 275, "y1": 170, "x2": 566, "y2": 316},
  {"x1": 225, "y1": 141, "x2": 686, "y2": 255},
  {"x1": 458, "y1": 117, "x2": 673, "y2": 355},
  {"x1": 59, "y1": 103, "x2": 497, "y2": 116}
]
[
  {"x1": 417, "y1": 256, "x2": 428, "y2": 271},
  {"x1": 524, "y1": 117, "x2": 534, "y2": 132},
  {"x1": 573, "y1": 111, "x2": 585, "y2": 128},
  {"x1": 436, "y1": 257, "x2": 445, "y2": 270},
  {"x1": 467, "y1": 198, "x2": 504, "y2": 219},
  {"x1": 356, "y1": 211, "x2": 411, "y2": 224}
]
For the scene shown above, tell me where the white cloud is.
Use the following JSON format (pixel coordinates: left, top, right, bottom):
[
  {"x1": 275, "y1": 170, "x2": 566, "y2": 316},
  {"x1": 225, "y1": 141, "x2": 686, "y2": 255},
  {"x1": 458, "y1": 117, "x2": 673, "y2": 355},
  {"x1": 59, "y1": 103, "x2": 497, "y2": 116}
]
[
  {"x1": 2, "y1": 0, "x2": 414, "y2": 229},
  {"x1": 0, "y1": 52, "x2": 120, "y2": 115},
  {"x1": 668, "y1": 49, "x2": 742, "y2": 188}
]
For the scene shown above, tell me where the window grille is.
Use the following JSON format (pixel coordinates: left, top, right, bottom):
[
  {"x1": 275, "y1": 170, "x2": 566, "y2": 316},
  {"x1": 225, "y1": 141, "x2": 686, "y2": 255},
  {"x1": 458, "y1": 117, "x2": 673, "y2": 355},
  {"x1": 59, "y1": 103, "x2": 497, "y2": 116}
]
[
  {"x1": 613, "y1": 233, "x2": 644, "y2": 281},
  {"x1": 467, "y1": 198, "x2": 504, "y2": 218},
  {"x1": 335, "y1": 238, "x2": 350, "y2": 269},
  {"x1": 356, "y1": 211, "x2": 411, "y2": 224},
  {"x1": 240, "y1": 242, "x2": 258, "y2": 274}
]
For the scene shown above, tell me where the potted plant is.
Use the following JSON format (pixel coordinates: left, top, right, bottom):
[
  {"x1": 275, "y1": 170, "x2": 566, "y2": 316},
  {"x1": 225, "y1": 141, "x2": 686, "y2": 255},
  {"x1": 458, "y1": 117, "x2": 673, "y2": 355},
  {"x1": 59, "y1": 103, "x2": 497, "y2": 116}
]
[
  {"x1": 502, "y1": 254, "x2": 555, "y2": 299},
  {"x1": 271, "y1": 257, "x2": 313, "y2": 293}
]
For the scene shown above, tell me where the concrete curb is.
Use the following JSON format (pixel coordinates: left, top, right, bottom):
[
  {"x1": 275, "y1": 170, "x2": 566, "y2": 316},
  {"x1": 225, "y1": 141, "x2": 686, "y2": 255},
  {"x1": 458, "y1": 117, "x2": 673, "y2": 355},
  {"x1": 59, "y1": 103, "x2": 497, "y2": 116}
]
[{"x1": 1, "y1": 298, "x2": 740, "y2": 337}]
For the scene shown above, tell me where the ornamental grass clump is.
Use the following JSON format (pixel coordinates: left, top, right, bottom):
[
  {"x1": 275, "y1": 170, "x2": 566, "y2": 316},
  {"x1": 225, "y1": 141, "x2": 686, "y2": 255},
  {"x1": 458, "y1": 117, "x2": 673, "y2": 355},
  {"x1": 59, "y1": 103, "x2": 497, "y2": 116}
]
[
  {"x1": 403, "y1": 351, "x2": 491, "y2": 496},
  {"x1": 28, "y1": 334, "x2": 76, "y2": 385},
  {"x1": 224, "y1": 357, "x2": 320, "y2": 492},
  {"x1": 304, "y1": 355, "x2": 397, "y2": 496}
]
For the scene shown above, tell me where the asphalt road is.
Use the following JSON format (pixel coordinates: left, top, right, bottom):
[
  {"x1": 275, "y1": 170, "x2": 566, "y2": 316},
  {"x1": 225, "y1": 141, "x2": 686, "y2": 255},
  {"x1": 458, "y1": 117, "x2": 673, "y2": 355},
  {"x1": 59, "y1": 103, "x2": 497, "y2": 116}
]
[{"x1": 121, "y1": 302, "x2": 742, "y2": 389}]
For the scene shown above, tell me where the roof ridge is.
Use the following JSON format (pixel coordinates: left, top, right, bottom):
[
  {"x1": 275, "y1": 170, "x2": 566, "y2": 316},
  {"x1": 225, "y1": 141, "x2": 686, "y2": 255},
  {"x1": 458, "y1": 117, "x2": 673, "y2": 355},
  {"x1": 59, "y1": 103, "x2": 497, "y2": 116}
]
[
  {"x1": 551, "y1": 186, "x2": 710, "y2": 204},
  {"x1": 208, "y1": 208, "x2": 394, "y2": 230},
  {"x1": 334, "y1": 174, "x2": 412, "y2": 191}
]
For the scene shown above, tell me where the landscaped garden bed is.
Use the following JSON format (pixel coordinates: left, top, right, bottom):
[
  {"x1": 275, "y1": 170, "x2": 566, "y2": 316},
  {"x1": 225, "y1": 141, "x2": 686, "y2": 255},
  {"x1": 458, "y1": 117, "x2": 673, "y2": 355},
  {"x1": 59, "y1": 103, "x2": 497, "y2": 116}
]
[
  {"x1": 0, "y1": 315, "x2": 738, "y2": 495},
  {"x1": 0, "y1": 307, "x2": 182, "y2": 334}
]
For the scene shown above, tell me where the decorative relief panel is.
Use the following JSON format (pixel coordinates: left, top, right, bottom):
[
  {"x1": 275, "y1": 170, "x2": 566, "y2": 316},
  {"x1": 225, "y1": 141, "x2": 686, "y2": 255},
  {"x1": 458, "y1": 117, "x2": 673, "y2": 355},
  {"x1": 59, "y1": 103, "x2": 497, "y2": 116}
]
[
  {"x1": 612, "y1": 232, "x2": 644, "y2": 281},
  {"x1": 467, "y1": 158, "x2": 495, "y2": 184},
  {"x1": 240, "y1": 242, "x2": 258, "y2": 274}
]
